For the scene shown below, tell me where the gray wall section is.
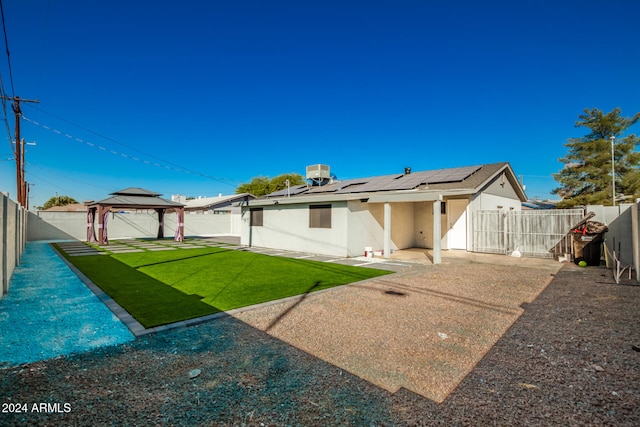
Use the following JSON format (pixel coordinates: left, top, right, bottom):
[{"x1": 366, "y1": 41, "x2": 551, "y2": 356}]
[
  {"x1": 1, "y1": 193, "x2": 27, "y2": 299},
  {"x1": 587, "y1": 204, "x2": 635, "y2": 267},
  {"x1": 28, "y1": 211, "x2": 235, "y2": 242}
]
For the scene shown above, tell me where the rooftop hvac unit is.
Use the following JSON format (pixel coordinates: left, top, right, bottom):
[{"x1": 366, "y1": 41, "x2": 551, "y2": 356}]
[{"x1": 306, "y1": 164, "x2": 332, "y2": 186}]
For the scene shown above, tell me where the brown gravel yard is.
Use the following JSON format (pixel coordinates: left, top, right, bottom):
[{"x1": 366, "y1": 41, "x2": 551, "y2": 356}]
[
  {"x1": 1, "y1": 252, "x2": 639, "y2": 426},
  {"x1": 233, "y1": 254, "x2": 561, "y2": 402}
]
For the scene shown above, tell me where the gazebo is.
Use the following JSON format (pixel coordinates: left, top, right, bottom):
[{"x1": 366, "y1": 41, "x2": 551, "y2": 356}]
[{"x1": 86, "y1": 187, "x2": 185, "y2": 245}]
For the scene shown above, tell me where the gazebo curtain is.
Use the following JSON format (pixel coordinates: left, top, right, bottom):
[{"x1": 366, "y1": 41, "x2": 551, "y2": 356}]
[
  {"x1": 174, "y1": 209, "x2": 184, "y2": 242},
  {"x1": 87, "y1": 208, "x2": 97, "y2": 243},
  {"x1": 101, "y1": 209, "x2": 109, "y2": 244}
]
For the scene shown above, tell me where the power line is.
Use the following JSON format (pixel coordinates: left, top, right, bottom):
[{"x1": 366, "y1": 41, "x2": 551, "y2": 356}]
[
  {"x1": 0, "y1": 0, "x2": 15, "y2": 97},
  {"x1": 25, "y1": 170, "x2": 95, "y2": 205},
  {"x1": 35, "y1": 0, "x2": 51, "y2": 100},
  {"x1": 25, "y1": 161, "x2": 113, "y2": 192},
  {"x1": 0, "y1": 72, "x2": 12, "y2": 150},
  {"x1": 22, "y1": 113, "x2": 241, "y2": 187}
]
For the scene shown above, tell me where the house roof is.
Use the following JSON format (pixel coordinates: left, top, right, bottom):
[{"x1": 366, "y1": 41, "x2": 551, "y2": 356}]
[
  {"x1": 88, "y1": 187, "x2": 184, "y2": 209},
  {"x1": 250, "y1": 162, "x2": 526, "y2": 206},
  {"x1": 43, "y1": 203, "x2": 88, "y2": 212},
  {"x1": 184, "y1": 193, "x2": 253, "y2": 210}
]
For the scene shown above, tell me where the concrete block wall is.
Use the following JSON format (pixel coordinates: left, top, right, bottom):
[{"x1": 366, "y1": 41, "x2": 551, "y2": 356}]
[
  {"x1": 587, "y1": 204, "x2": 636, "y2": 267},
  {"x1": 1, "y1": 193, "x2": 27, "y2": 299},
  {"x1": 28, "y1": 210, "x2": 235, "y2": 242}
]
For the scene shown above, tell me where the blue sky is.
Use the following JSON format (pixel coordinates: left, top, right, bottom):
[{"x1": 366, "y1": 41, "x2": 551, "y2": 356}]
[{"x1": 1, "y1": 0, "x2": 638, "y2": 208}]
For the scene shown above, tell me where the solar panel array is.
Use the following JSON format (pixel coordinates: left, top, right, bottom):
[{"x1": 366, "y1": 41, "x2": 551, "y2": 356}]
[
  {"x1": 264, "y1": 165, "x2": 483, "y2": 197},
  {"x1": 338, "y1": 165, "x2": 481, "y2": 193}
]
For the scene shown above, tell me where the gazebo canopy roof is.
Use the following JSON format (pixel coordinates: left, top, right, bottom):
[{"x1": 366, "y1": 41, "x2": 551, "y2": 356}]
[
  {"x1": 88, "y1": 187, "x2": 184, "y2": 209},
  {"x1": 111, "y1": 187, "x2": 162, "y2": 197}
]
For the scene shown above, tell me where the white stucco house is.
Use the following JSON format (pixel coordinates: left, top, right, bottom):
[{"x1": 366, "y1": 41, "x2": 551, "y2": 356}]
[
  {"x1": 175, "y1": 193, "x2": 254, "y2": 236},
  {"x1": 239, "y1": 162, "x2": 527, "y2": 262}
]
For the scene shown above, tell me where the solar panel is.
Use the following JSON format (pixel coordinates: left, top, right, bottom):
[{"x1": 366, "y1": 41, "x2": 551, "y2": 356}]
[
  {"x1": 425, "y1": 165, "x2": 481, "y2": 184},
  {"x1": 338, "y1": 174, "x2": 404, "y2": 193},
  {"x1": 266, "y1": 184, "x2": 309, "y2": 197}
]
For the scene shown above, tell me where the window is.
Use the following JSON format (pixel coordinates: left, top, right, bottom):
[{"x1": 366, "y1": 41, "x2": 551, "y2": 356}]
[
  {"x1": 250, "y1": 208, "x2": 263, "y2": 226},
  {"x1": 309, "y1": 204, "x2": 331, "y2": 228},
  {"x1": 441, "y1": 201, "x2": 446, "y2": 214}
]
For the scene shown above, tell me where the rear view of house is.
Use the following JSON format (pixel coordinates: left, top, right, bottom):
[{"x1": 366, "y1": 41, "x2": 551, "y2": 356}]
[{"x1": 240, "y1": 162, "x2": 526, "y2": 259}]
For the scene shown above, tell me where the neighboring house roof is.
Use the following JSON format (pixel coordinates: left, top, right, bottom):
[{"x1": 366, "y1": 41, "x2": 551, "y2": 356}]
[
  {"x1": 251, "y1": 162, "x2": 526, "y2": 206},
  {"x1": 44, "y1": 203, "x2": 87, "y2": 212},
  {"x1": 522, "y1": 200, "x2": 559, "y2": 210},
  {"x1": 87, "y1": 188, "x2": 184, "y2": 209},
  {"x1": 184, "y1": 193, "x2": 254, "y2": 210}
]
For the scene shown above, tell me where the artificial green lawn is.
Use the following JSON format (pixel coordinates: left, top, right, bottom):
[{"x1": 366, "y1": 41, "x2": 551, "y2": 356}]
[{"x1": 59, "y1": 245, "x2": 392, "y2": 328}]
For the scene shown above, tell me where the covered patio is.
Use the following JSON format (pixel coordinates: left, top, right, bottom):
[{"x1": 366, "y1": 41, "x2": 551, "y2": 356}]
[{"x1": 86, "y1": 188, "x2": 185, "y2": 245}]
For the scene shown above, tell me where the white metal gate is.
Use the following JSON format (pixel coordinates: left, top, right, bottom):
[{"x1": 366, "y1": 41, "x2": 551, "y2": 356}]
[{"x1": 472, "y1": 209, "x2": 585, "y2": 258}]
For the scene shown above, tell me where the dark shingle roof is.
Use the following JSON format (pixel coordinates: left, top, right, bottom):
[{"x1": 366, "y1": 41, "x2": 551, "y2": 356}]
[
  {"x1": 88, "y1": 188, "x2": 184, "y2": 208},
  {"x1": 264, "y1": 163, "x2": 513, "y2": 197}
]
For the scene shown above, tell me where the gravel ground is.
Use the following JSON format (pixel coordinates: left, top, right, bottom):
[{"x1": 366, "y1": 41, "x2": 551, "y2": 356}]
[{"x1": 1, "y1": 260, "x2": 638, "y2": 426}]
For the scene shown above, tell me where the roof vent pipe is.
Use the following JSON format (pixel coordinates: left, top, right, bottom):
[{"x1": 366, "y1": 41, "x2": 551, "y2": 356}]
[{"x1": 404, "y1": 167, "x2": 411, "y2": 175}]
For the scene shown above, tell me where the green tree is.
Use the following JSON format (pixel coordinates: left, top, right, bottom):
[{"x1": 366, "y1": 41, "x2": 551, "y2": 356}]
[
  {"x1": 42, "y1": 195, "x2": 78, "y2": 210},
  {"x1": 552, "y1": 108, "x2": 640, "y2": 207},
  {"x1": 236, "y1": 173, "x2": 305, "y2": 197}
]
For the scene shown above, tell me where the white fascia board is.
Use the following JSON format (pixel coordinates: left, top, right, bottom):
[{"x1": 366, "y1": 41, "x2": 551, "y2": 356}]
[
  {"x1": 246, "y1": 193, "x2": 366, "y2": 207},
  {"x1": 366, "y1": 189, "x2": 473, "y2": 203}
]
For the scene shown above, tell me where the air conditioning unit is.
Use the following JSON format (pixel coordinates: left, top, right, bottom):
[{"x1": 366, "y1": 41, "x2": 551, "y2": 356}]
[{"x1": 306, "y1": 164, "x2": 331, "y2": 180}]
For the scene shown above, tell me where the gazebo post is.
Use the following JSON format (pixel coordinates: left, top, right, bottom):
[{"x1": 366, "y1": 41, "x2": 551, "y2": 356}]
[
  {"x1": 87, "y1": 207, "x2": 97, "y2": 242},
  {"x1": 175, "y1": 207, "x2": 185, "y2": 242},
  {"x1": 157, "y1": 208, "x2": 165, "y2": 239},
  {"x1": 98, "y1": 205, "x2": 111, "y2": 245}
]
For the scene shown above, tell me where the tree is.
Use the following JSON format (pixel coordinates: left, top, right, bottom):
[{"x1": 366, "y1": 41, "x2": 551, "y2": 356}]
[
  {"x1": 42, "y1": 195, "x2": 78, "y2": 210},
  {"x1": 235, "y1": 173, "x2": 305, "y2": 197},
  {"x1": 552, "y1": 108, "x2": 640, "y2": 207}
]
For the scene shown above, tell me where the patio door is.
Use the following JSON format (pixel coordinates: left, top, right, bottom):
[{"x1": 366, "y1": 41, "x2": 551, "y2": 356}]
[{"x1": 446, "y1": 199, "x2": 468, "y2": 250}]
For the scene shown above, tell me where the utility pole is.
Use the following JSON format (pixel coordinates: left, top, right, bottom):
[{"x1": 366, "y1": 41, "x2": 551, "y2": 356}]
[
  {"x1": 1, "y1": 96, "x2": 40, "y2": 206},
  {"x1": 610, "y1": 135, "x2": 616, "y2": 207}
]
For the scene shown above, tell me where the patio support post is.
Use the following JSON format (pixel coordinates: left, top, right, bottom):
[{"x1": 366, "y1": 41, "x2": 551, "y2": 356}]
[
  {"x1": 433, "y1": 195, "x2": 442, "y2": 264},
  {"x1": 384, "y1": 202, "x2": 391, "y2": 259}
]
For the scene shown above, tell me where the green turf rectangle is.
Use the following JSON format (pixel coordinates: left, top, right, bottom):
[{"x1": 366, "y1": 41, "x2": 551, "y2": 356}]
[{"x1": 57, "y1": 245, "x2": 391, "y2": 328}]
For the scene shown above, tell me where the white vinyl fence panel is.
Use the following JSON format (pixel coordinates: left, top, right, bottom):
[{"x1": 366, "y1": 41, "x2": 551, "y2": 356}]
[{"x1": 473, "y1": 209, "x2": 585, "y2": 258}]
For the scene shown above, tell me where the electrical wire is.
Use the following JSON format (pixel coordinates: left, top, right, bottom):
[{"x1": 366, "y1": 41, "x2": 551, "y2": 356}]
[
  {"x1": 25, "y1": 160, "x2": 113, "y2": 192},
  {"x1": 25, "y1": 170, "x2": 95, "y2": 205},
  {"x1": 0, "y1": 0, "x2": 15, "y2": 97},
  {"x1": 0, "y1": 72, "x2": 12, "y2": 152},
  {"x1": 35, "y1": 0, "x2": 51, "y2": 101},
  {"x1": 22, "y1": 106, "x2": 241, "y2": 187}
]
